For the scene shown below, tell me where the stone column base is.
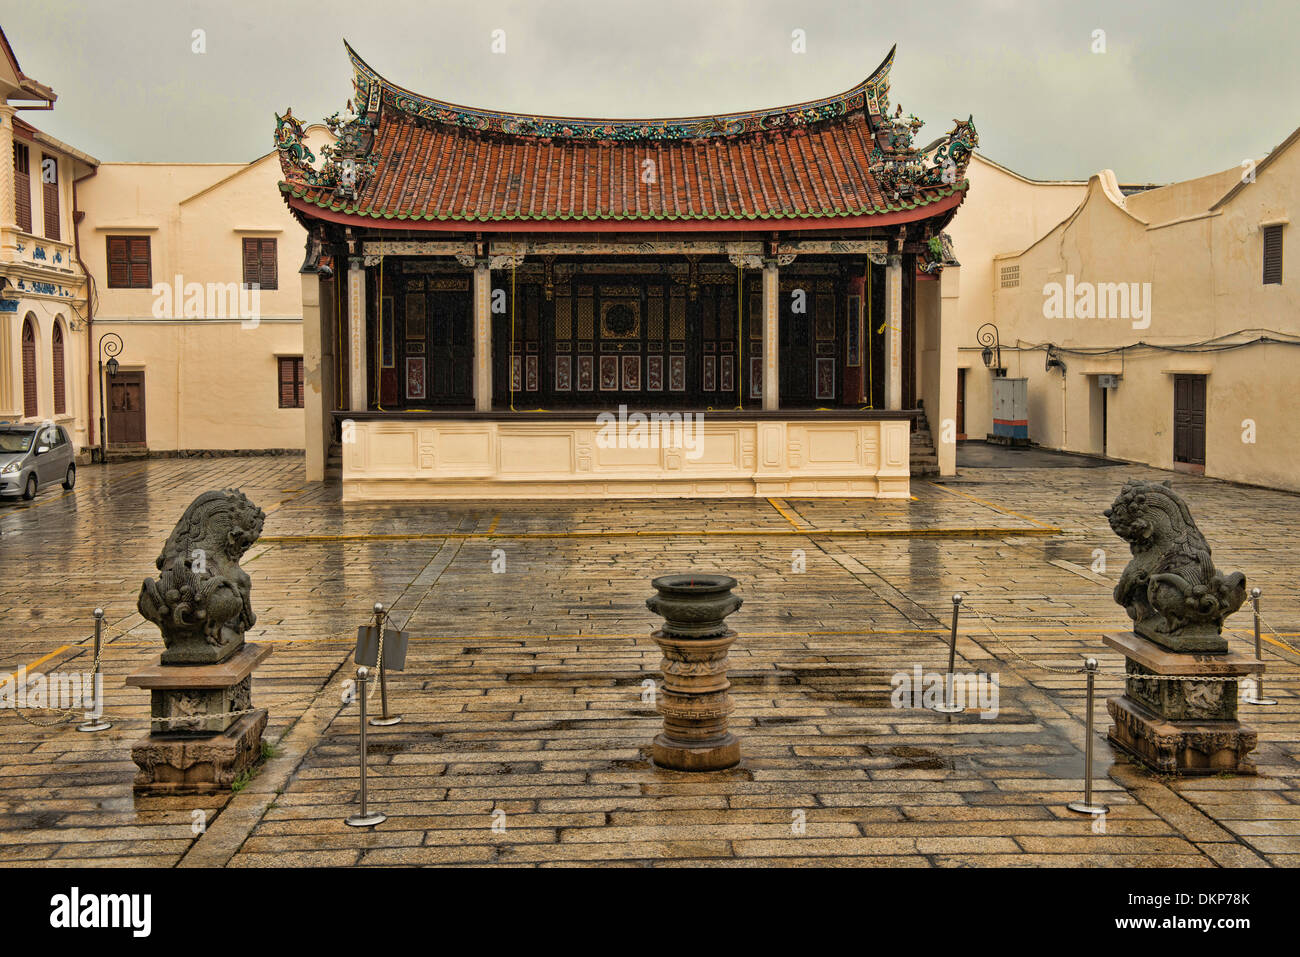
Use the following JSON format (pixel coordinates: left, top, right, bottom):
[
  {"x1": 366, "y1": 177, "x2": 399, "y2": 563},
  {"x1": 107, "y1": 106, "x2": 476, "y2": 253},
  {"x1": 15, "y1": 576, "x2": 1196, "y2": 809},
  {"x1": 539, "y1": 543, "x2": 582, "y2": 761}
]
[
  {"x1": 125, "y1": 642, "x2": 272, "y2": 794},
  {"x1": 653, "y1": 732, "x2": 740, "y2": 772},
  {"x1": 1103, "y1": 632, "x2": 1261, "y2": 776},
  {"x1": 131, "y1": 709, "x2": 268, "y2": 794},
  {"x1": 1106, "y1": 696, "x2": 1256, "y2": 776}
]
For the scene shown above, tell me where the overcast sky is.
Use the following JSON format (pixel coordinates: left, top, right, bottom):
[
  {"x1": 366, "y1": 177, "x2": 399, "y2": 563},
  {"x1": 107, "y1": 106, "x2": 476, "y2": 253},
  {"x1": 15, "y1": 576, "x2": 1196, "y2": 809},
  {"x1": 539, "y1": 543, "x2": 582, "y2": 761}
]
[{"x1": 2, "y1": 0, "x2": 1295, "y2": 183}]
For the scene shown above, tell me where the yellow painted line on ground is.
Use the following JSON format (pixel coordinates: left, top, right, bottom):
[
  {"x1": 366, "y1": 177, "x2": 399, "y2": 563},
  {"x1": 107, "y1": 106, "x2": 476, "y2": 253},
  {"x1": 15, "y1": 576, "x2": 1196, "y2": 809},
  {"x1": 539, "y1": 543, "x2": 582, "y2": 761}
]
[
  {"x1": 767, "y1": 497, "x2": 813, "y2": 532},
  {"x1": 98, "y1": 626, "x2": 1300, "y2": 648},
  {"x1": 1, "y1": 645, "x2": 72, "y2": 686},
  {"x1": 487, "y1": 513, "x2": 501, "y2": 534},
  {"x1": 259, "y1": 526, "x2": 1059, "y2": 544},
  {"x1": 924, "y1": 480, "x2": 1058, "y2": 530}
]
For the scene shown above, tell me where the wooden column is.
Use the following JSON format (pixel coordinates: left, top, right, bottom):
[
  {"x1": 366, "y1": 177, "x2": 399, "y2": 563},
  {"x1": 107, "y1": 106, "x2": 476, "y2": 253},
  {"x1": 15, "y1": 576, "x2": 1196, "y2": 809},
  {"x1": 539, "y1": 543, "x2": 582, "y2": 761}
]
[
  {"x1": 473, "y1": 259, "x2": 492, "y2": 411},
  {"x1": 884, "y1": 254, "x2": 903, "y2": 411},
  {"x1": 762, "y1": 259, "x2": 779, "y2": 410},
  {"x1": 346, "y1": 257, "x2": 367, "y2": 411}
]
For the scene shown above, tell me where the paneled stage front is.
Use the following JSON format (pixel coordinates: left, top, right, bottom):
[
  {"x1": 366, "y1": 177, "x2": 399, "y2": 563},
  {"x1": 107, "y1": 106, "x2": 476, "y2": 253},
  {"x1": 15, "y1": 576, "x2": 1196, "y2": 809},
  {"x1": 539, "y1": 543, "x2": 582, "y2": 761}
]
[{"x1": 335, "y1": 411, "x2": 912, "y2": 501}]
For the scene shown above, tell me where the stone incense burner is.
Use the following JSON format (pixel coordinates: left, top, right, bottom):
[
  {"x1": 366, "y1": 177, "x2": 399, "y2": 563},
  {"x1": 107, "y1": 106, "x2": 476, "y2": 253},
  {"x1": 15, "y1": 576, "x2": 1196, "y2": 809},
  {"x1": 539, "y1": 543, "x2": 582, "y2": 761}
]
[{"x1": 645, "y1": 574, "x2": 743, "y2": 771}]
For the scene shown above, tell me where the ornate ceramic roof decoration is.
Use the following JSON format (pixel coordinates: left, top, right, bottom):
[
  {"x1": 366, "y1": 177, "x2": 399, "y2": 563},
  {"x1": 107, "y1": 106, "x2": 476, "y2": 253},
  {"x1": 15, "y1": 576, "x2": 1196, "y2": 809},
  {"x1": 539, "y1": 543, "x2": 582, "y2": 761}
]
[
  {"x1": 348, "y1": 40, "x2": 895, "y2": 142},
  {"x1": 871, "y1": 116, "x2": 979, "y2": 203},
  {"x1": 276, "y1": 41, "x2": 975, "y2": 228}
]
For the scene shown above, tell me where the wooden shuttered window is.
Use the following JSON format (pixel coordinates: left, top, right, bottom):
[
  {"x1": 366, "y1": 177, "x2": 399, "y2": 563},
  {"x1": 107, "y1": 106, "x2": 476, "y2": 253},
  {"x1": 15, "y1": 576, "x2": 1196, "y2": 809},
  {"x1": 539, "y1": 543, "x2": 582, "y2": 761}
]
[
  {"x1": 107, "y1": 236, "x2": 152, "y2": 288},
  {"x1": 52, "y1": 323, "x2": 66, "y2": 415},
  {"x1": 278, "y1": 356, "x2": 304, "y2": 408},
  {"x1": 42, "y1": 154, "x2": 59, "y2": 240},
  {"x1": 13, "y1": 143, "x2": 31, "y2": 233},
  {"x1": 22, "y1": 317, "x2": 37, "y2": 418},
  {"x1": 242, "y1": 237, "x2": 278, "y2": 290},
  {"x1": 1263, "y1": 225, "x2": 1284, "y2": 285}
]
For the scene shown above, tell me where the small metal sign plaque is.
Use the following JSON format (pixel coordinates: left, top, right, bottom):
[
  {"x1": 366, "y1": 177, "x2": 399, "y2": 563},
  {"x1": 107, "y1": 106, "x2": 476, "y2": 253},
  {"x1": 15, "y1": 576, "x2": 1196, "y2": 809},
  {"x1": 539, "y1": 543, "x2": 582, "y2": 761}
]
[{"x1": 354, "y1": 625, "x2": 409, "y2": 672}]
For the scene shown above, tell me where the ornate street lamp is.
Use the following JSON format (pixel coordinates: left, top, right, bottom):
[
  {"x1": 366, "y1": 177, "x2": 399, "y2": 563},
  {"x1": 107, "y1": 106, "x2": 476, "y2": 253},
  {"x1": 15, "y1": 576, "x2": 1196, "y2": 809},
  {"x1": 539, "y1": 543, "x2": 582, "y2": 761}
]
[
  {"x1": 977, "y1": 323, "x2": 1003, "y2": 375},
  {"x1": 97, "y1": 332, "x2": 123, "y2": 465}
]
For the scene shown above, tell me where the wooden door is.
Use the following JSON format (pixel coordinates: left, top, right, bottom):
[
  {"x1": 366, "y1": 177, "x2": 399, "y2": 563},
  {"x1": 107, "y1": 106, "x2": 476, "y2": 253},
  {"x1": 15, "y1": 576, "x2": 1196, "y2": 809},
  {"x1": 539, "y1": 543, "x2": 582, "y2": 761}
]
[
  {"x1": 1173, "y1": 374, "x2": 1206, "y2": 467},
  {"x1": 21, "y1": 317, "x2": 37, "y2": 418},
  {"x1": 956, "y1": 367, "x2": 967, "y2": 439},
  {"x1": 778, "y1": 279, "x2": 838, "y2": 406},
  {"x1": 108, "y1": 370, "x2": 146, "y2": 445}
]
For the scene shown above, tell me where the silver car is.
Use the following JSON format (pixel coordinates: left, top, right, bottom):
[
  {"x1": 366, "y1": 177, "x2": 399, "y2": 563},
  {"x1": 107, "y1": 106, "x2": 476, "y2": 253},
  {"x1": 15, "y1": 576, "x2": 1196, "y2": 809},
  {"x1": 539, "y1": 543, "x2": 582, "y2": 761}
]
[{"x1": 0, "y1": 423, "x2": 77, "y2": 500}]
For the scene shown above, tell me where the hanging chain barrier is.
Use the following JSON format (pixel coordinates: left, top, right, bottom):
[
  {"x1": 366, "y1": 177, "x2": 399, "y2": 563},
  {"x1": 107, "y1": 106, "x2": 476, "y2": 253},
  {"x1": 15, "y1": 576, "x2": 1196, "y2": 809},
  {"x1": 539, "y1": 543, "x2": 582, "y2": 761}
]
[
  {"x1": 963, "y1": 596, "x2": 1300, "y2": 684},
  {"x1": 4, "y1": 605, "x2": 413, "y2": 731},
  {"x1": 8, "y1": 592, "x2": 1294, "y2": 735}
]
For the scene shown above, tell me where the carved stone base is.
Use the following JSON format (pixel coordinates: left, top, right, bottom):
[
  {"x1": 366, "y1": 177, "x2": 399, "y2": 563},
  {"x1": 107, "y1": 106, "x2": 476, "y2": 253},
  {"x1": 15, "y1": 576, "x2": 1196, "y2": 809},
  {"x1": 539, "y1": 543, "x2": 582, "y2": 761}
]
[
  {"x1": 653, "y1": 731, "x2": 740, "y2": 772},
  {"x1": 1106, "y1": 695, "x2": 1256, "y2": 776},
  {"x1": 1103, "y1": 632, "x2": 1261, "y2": 776},
  {"x1": 125, "y1": 642, "x2": 271, "y2": 793},
  {"x1": 131, "y1": 709, "x2": 268, "y2": 794},
  {"x1": 127, "y1": 643, "x2": 270, "y2": 734}
]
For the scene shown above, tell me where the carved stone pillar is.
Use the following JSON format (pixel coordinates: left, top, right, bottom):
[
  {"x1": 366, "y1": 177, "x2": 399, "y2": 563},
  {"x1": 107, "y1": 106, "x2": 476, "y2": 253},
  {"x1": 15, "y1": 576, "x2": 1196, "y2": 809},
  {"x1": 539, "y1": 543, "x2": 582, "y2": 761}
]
[
  {"x1": 646, "y1": 574, "x2": 744, "y2": 771},
  {"x1": 762, "y1": 259, "x2": 779, "y2": 411},
  {"x1": 300, "y1": 266, "x2": 324, "y2": 481},
  {"x1": 473, "y1": 258, "x2": 492, "y2": 411},
  {"x1": 347, "y1": 257, "x2": 367, "y2": 411},
  {"x1": 884, "y1": 254, "x2": 903, "y2": 411}
]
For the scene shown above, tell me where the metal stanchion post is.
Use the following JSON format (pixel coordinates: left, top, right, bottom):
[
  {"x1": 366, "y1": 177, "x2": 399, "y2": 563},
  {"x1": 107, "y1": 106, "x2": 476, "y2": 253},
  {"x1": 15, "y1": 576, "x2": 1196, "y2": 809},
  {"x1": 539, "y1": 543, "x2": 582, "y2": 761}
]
[
  {"x1": 1068, "y1": 658, "x2": 1109, "y2": 816},
  {"x1": 77, "y1": 608, "x2": 111, "y2": 733},
  {"x1": 932, "y1": 593, "x2": 966, "y2": 714},
  {"x1": 345, "y1": 666, "x2": 386, "y2": 827},
  {"x1": 369, "y1": 601, "x2": 401, "y2": 726},
  {"x1": 1242, "y1": 587, "x2": 1276, "y2": 706}
]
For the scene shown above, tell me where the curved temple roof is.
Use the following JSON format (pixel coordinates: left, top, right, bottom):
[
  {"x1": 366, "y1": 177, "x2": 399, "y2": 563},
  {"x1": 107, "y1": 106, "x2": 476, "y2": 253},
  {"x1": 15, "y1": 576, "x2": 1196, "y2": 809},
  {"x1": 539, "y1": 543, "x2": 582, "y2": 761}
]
[{"x1": 276, "y1": 42, "x2": 976, "y2": 231}]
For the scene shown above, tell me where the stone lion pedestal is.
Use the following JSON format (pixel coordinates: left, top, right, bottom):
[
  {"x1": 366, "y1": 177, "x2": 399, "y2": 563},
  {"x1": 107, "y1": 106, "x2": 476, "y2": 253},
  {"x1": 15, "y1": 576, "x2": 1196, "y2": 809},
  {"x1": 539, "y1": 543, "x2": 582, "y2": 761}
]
[
  {"x1": 128, "y1": 489, "x2": 272, "y2": 794},
  {"x1": 1102, "y1": 480, "x2": 1262, "y2": 776},
  {"x1": 1103, "y1": 632, "x2": 1261, "y2": 775}
]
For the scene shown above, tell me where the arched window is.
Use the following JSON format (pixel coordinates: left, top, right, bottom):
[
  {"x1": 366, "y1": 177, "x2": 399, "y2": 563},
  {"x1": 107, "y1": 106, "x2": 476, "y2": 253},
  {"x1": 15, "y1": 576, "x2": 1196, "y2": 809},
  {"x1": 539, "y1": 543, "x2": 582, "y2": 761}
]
[
  {"x1": 21, "y1": 315, "x2": 37, "y2": 419},
  {"x1": 52, "y1": 320, "x2": 66, "y2": 415}
]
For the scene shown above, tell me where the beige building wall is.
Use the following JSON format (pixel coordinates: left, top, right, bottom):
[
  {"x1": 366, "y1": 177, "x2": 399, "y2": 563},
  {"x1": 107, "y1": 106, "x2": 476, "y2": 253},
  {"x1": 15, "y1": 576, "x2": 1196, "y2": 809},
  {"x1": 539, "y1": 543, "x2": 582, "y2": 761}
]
[
  {"x1": 944, "y1": 154, "x2": 1089, "y2": 443},
  {"x1": 989, "y1": 128, "x2": 1300, "y2": 491},
  {"x1": 0, "y1": 107, "x2": 98, "y2": 453},
  {"x1": 77, "y1": 127, "x2": 329, "y2": 452}
]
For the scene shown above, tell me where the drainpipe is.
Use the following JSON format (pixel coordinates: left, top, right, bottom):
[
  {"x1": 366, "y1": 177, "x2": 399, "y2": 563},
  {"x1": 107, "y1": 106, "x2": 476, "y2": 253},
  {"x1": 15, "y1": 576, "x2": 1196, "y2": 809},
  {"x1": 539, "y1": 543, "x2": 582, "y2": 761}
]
[{"x1": 72, "y1": 165, "x2": 97, "y2": 450}]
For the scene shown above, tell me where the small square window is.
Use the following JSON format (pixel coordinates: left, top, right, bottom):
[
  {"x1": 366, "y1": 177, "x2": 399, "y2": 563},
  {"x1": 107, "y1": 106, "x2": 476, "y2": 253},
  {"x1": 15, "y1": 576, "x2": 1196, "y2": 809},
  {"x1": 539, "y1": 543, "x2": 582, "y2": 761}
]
[{"x1": 107, "y1": 236, "x2": 152, "y2": 288}]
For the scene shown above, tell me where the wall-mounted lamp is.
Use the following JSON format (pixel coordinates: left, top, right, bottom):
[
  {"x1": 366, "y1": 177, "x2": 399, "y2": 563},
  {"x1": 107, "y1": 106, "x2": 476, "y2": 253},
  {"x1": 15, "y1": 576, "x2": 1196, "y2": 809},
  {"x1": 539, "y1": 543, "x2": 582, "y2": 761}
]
[
  {"x1": 1045, "y1": 344, "x2": 1067, "y2": 374},
  {"x1": 977, "y1": 323, "x2": 1004, "y2": 375}
]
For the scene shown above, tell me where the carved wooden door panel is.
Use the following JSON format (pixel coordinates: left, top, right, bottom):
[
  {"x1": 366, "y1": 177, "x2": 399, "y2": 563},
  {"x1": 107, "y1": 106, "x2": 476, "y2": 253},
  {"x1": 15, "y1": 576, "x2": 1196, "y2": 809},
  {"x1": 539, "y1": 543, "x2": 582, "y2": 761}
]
[
  {"x1": 427, "y1": 285, "x2": 473, "y2": 404},
  {"x1": 108, "y1": 371, "x2": 146, "y2": 445},
  {"x1": 1173, "y1": 374, "x2": 1206, "y2": 467}
]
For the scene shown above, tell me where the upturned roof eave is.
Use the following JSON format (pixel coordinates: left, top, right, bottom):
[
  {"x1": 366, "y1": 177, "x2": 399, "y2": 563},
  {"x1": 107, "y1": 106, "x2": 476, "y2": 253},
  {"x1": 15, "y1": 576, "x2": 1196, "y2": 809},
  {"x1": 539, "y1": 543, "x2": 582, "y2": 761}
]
[{"x1": 282, "y1": 186, "x2": 964, "y2": 235}]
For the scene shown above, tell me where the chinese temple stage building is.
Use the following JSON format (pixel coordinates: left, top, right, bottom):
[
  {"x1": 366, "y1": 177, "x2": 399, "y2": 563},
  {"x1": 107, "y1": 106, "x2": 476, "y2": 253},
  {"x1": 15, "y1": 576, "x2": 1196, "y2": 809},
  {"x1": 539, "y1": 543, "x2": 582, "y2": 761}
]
[{"x1": 277, "y1": 44, "x2": 975, "y2": 499}]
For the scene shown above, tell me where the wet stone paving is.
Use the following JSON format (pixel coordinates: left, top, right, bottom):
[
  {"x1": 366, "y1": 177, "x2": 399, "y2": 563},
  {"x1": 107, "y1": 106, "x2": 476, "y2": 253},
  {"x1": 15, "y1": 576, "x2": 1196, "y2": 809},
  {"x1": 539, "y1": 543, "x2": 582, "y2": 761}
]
[{"x1": 0, "y1": 455, "x2": 1297, "y2": 867}]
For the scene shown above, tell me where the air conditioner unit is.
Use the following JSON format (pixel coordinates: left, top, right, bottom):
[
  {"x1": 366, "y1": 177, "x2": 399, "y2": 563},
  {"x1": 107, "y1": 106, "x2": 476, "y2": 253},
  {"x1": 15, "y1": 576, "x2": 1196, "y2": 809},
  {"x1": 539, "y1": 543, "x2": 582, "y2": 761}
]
[{"x1": 1098, "y1": 374, "x2": 1121, "y2": 389}]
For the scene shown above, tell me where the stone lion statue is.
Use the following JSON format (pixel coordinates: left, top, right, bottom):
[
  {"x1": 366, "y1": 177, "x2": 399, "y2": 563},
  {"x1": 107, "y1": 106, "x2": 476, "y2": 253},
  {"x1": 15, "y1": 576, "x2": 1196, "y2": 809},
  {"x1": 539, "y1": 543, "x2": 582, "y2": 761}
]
[
  {"x1": 1105, "y1": 479, "x2": 1246, "y2": 652},
  {"x1": 138, "y1": 489, "x2": 266, "y2": 664}
]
